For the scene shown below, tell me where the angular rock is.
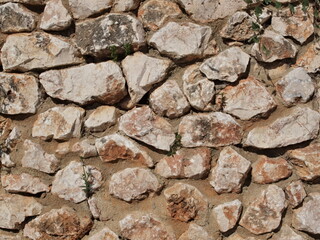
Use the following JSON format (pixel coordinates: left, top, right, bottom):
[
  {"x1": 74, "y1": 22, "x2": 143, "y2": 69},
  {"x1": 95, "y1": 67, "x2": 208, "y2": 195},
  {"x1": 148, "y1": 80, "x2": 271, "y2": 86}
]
[
  {"x1": 88, "y1": 196, "x2": 101, "y2": 220},
  {"x1": 285, "y1": 180, "x2": 307, "y2": 208},
  {"x1": 4, "y1": 127, "x2": 20, "y2": 151},
  {"x1": 32, "y1": 106, "x2": 85, "y2": 141},
  {"x1": 84, "y1": 106, "x2": 117, "y2": 132},
  {"x1": 0, "y1": 73, "x2": 40, "y2": 115},
  {"x1": 95, "y1": 133, "x2": 154, "y2": 167},
  {"x1": 1, "y1": 173, "x2": 49, "y2": 194},
  {"x1": 21, "y1": 140, "x2": 60, "y2": 174},
  {"x1": 1, "y1": 153, "x2": 15, "y2": 168},
  {"x1": 271, "y1": 225, "x2": 306, "y2": 240},
  {"x1": 23, "y1": 207, "x2": 93, "y2": 240},
  {"x1": 72, "y1": 139, "x2": 98, "y2": 158},
  {"x1": 210, "y1": 147, "x2": 251, "y2": 194},
  {"x1": 0, "y1": 0, "x2": 46, "y2": 4},
  {"x1": 51, "y1": 161, "x2": 102, "y2": 203},
  {"x1": 295, "y1": 42, "x2": 320, "y2": 73},
  {"x1": 178, "y1": 223, "x2": 212, "y2": 240},
  {"x1": 109, "y1": 167, "x2": 161, "y2": 202},
  {"x1": 200, "y1": 47, "x2": 250, "y2": 82},
  {"x1": 221, "y1": 77, "x2": 276, "y2": 120},
  {"x1": 40, "y1": 0, "x2": 72, "y2": 31},
  {"x1": 0, "y1": 194, "x2": 42, "y2": 230},
  {"x1": 0, "y1": 3, "x2": 37, "y2": 33},
  {"x1": 276, "y1": 67, "x2": 315, "y2": 106},
  {"x1": 113, "y1": 0, "x2": 140, "y2": 12},
  {"x1": 225, "y1": 233, "x2": 257, "y2": 240},
  {"x1": 1, "y1": 32, "x2": 84, "y2": 72},
  {"x1": 178, "y1": 112, "x2": 243, "y2": 148},
  {"x1": 164, "y1": 183, "x2": 208, "y2": 222},
  {"x1": 149, "y1": 80, "x2": 190, "y2": 118},
  {"x1": 119, "y1": 106, "x2": 175, "y2": 151},
  {"x1": 88, "y1": 227, "x2": 119, "y2": 240},
  {"x1": 69, "y1": 0, "x2": 113, "y2": 19},
  {"x1": 75, "y1": 14, "x2": 145, "y2": 57},
  {"x1": 239, "y1": 185, "x2": 287, "y2": 235},
  {"x1": 244, "y1": 107, "x2": 320, "y2": 149},
  {"x1": 55, "y1": 142, "x2": 71, "y2": 156},
  {"x1": 213, "y1": 199, "x2": 242, "y2": 232},
  {"x1": 0, "y1": 235, "x2": 21, "y2": 240}
]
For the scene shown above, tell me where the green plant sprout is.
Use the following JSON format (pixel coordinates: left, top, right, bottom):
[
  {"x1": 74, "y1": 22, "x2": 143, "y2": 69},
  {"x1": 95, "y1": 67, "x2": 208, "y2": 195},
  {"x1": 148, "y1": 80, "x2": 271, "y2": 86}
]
[
  {"x1": 81, "y1": 158, "x2": 94, "y2": 198},
  {"x1": 167, "y1": 133, "x2": 182, "y2": 156}
]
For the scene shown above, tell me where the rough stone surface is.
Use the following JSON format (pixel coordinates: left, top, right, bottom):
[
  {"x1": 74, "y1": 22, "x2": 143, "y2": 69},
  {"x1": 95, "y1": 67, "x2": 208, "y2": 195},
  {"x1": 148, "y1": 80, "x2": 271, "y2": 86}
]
[
  {"x1": 84, "y1": 106, "x2": 117, "y2": 132},
  {"x1": 72, "y1": 139, "x2": 98, "y2": 158},
  {"x1": 88, "y1": 227, "x2": 119, "y2": 240},
  {"x1": 113, "y1": 0, "x2": 140, "y2": 12},
  {"x1": 296, "y1": 42, "x2": 320, "y2": 73},
  {"x1": 69, "y1": 0, "x2": 113, "y2": 19},
  {"x1": 87, "y1": 196, "x2": 101, "y2": 220},
  {"x1": 119, "y1": 106, "x2": 175, "y2": 151},
  {"x1": 285, "y1": 180, "x2": 307, "y2": 208},
  {"x1": 271, "y1": 225, "x2": 306, "y2": 240},
  {"x1": 210, "y1": 147, "x2": 251, "y2": 194},
  {"x1": 1, "y1": 153, "x2": 15, "y2": 168},
  {"x1": 225, "y1": 234, "x2": 257, "y2": 240},
  {"x1": 55, "y1": 142, "x2": 71, "y2": 156},
  {"x1": 178, "y1": 223, "x2": 212, "y2": 240}
]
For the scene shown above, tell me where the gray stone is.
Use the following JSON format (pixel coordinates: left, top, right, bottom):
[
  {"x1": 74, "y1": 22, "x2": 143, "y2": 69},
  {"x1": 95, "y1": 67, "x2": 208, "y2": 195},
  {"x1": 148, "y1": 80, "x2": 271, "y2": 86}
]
[
  {"x1": 113, "y1": 0, "x2": 140, "y2": 12},
  {"x1": 0, "y1": 0, "x2": 46, "y2": 4},
  {"x1": 178, "y1": 223, "x2": 212, "y2": 240},
  {"x1": 85, "y1": 106, "x2": 117, "y2": 132},
  {"x1": 69, "y1": 0, "x2": 113, "y2": 19}
]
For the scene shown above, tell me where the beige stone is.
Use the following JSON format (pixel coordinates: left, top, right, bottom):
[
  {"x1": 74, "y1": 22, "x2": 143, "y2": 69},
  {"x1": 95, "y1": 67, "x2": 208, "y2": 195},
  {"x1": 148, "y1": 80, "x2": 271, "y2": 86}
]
[
  {"x1": 85, "y1": 106, "x2": 117, "y2": 132},
  {"x1": 285, "y1": 180, "x2": 307, "y2": 208},
  {"x1": 113, "y1": 0, "x2": 140, "y2": 12},
  {"x1": 69, "y1": 0, "x2": 113, "y2": 19},
  {"x1": 178, "y1": 223, "x2": 212, "y2": 240}
]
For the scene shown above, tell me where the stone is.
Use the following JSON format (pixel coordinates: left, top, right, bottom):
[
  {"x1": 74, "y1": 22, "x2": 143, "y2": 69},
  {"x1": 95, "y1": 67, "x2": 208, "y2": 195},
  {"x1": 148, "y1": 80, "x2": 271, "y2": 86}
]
[
  {"x1": 40, "y1": 0, "x2": 72, "y2": 31},
  {"x1": 23, "y1": 207, "x2": 93, "y2": 240},
  {"x1": 75, "y1": 14, "x2": 145, "y2": 57},
  {"x1": 88, "y1": 227, "x2": 119, "y2": 240},
  {"x1": 1, "y1": 153, "x2": 15, "y2": 168},
  {"x1": 113, "y1": 0, "x2": 140, "y2": 12},
  {"x1": 178, "y1": 223, "x2": 212, "y2": 240},
  {"x1": 149, "y1": 80, "x2": 190, "y2": 118},
  {"x1": 0, "y1": 194, "x2": 42, "y2": 230},
  {"x1": 85, "y1": 106, "x2": 117, "y2": 132},
  {"x1": 213, "y1": 199, "x2": 242, "y2": 232},
  {"x1": 0, "y1": 0, "x2": 46, "y2": 4},
  {"x1": 119, "y1": 106, "x2": 175, "y2": 151},
  {"x1": 221, "y1": 77, "x2": 276, "y2": 120},
  {"x1": 292, "y1": 192, "x2": 320, "y2": 235},
  {"x1": 55, "y1": 142, "x2": 71, "y2": 155},
  {"x1": 252, "y1": 156, "x2": 292, "y2": 184},
  {"x1": 288, "y1": 143, "x2": 320, "y2": 181},
  {"x1": 164, "y1": 183, "x2": 208, "y2": 222},
  {"x1": 182, "y1": 64, "x2": 215, "y2": 111},
  {"x1": 200, "y1": 47, "x2": 250, "y2": 82},
  {"x1": 0, "y1": 235, "x2": 21, "y2": 240},
  {"x1": 149, "y1": 21, "x2": 212, "y2": 61},
  {"x1": 0, "y1": 3, "x2": 37, "y2": 33},
  {"x1": 244, "y1": 107, "x2": 320, "y2": 149},
  {"x1": 4, "y1": 127, "x2": 20, "y2": 151},
  {"x1": 121, "y1": 52, "x2": 172, "y2": 107},
  {"x1": 88, "y1": 196, "x2": 101, "y2": 220},
  {"x1": 285, "y1": 180, "x2": 307, "y2": 208},
  {"x1": 72, "y1": 139, "x2": 98, "y2": 158},
  {"x1": 1, "y1": 173, "x2": 49, "y2": 194},
  {"x1": 239, "y1": 185, "x2": 287, "y2": 235},
  {"x1": 178, "y1": 112, "x2": 243, "y2": 148},
  {"x1": 1, "y1": 32, "x2": 84, "y2": 72},
  {"x1": 51, "y1": 161, "x2": 102, "y2": 203},
  {"x1": 276, "y1": 67, "x2": 315, "y2": 106},
  {"x1": 120, "y1": 213, "x2": 175, "y2": 240},
  {"x1": 109, "y1": 167, "x2": 161, "y2": 202},
  {"x1": 40, "y1": 61, "x2": 127, "y2": 106},
  {"x1": 251, "y1": 30, "x2": 297, "y2": 63},
  {"x1": 295, "y1": 42, "x2": 320, "y2": 73},
  {"x1": 0, "y1": 73, "x2": 40, "y2": 115},
  {"x1": 210, "y1": 147, "x2": 251, "y2": 194},
  {"x1": 271, "y1": 225, "x2": 306, "y2": 240},
  {"x1": 225, "y1": 234, "x2": 257, "y2": 240},
  {"x1": 32, "y1": 106, "x2": 85, "y2": 141},
  {"x1": 69, "y1": 0, "x2": 113, "y2": 19},
  {"x1": 155, "y1": 147, "x2": 211, "y2": 179},
  {"x1": 21, "y1": 140, "x2": 60, "y2": 174},
  {"x1": 271, "y1": 5, "x2": 314, "y2": 44},
  {"x1": 138, "y1": 0, "x2": 182, "y2": 31},
  {"x1": 95, "y1": 133, "x2": 154, "y2": 167}
]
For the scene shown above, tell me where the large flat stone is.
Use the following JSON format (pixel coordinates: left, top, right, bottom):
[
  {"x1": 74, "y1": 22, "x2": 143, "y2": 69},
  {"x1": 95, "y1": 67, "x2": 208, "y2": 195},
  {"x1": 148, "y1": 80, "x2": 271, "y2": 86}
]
[
  {"x1": 69, "y1": 0, "x2": 113, "y2": 19},
  {"x1": 178, "y1": 223, "x2": 212, "y2": 240}
]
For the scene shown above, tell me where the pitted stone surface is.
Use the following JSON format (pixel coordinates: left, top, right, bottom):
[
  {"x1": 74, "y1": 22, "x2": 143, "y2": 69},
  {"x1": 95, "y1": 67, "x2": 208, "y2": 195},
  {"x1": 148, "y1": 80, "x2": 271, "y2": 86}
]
[
  {"x1": 69, "y1": 0, "x2": 113, "y2": 19},
  {"x1": 178, "y1": 223, "x2": 212, "y2": 240},
  {"x1": 285, "y1": 180, "x2": 307, "y2": 208},
  {"x1": 85, "y1": 106, "x2": 117, "y2": 132}
]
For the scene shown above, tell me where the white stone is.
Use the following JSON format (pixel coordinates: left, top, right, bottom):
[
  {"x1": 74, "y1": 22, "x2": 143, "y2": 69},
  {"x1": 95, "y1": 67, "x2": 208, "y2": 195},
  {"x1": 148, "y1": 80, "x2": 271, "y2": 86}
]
[
  {"x1": 1, "y1": 153, "x2": 15, "y2": 168},
  {"x1": 72, "y1": 139, "x2": 97, "y2": 158},
  {"x1": 69, "y1": 0, "x2": 113, "y2": 19},
  {"x1": 88, "y1": 227, "x2": 119, "y2": 240},
  {"x1": 87, "y1": 196, "x2": 101, "y2": 220},
  {"x1": 85, "y1": 106, "x2": 117, "y2": 132},
  {"x1": 113, "y1": 0, "x2": 140, "y2": 12}
]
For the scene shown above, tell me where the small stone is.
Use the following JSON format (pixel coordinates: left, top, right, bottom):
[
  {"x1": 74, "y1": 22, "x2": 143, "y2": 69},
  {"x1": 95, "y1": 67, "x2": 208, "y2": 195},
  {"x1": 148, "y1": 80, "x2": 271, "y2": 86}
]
[
  {"x1": 23, "y1": 207, "x2": 93, "y2": 240},
  {"x1": 0, "y1": 0, "x2": 46, "y2": 4},
  {"x1": 40, "y1": 0, "x2": 72, "y2": 31},
  {"x1": 285, "y1": 180, "x2": 307, "y2": 208},
  {"x1": 178, "y1": 223, "x2": 212, "y2": 240},
  {"x1": 0, "y1": 73, "x2": 40, "y2": 115},
  {"x1": 276, "y1": 67, "x2": 315, "y2": 106},
  {"x1": 119, "y1": 106, "x2": 175, "y2": 151},
  {"x1": 84, "y1": 106, "x2": 117, "y2": 132},
  {"x1": 295, "y1": 42, "x2": 320, "y2": 73},
  {"x1": 32, "y1": 106, "x2": 85, "y2": 141},
  {"x1": 69, "y1": 0, "x2": 113, "y2": 19},
  {"x1": 1, "y1": 173, "x2": 49, "y2": 194},
  {"x1": 113, "y1": 0, "x2": 140, "y2": 12},
  {"x1": 72, "y1": 139, "x2": 97, "y2": 158},
  {"x1": 200, "y1": 47, "x2": 250, "y2": 82},
  {"x1": 239, "y1": 185, "x2": 287, "y2": 235},
  {"x1": 1, "y1": 153, "x2": 15, "y2": 168},
  {"x1": 52, "y1": 161, "x2": 102, "y2": 203},
  {"x1": 164, "y1": 183, "x2": 208, "y2": 222},
  {"x1": 244, "y1": 107, "x2": 320, "y2": 149},
  {"x1": 88, "y1": 227, "x2": 119, "y2": 240},
  {"x1": 252, "y1": 156, "x2": 292, "y2": 184},
  {"x1": 21, "y1": 140, "x2": 60, "y2": 174},
  {"x1": 210, "y1": 147, "x2": 251, "y2": 194},
  {"x1": 149, "y1": 80, "x2": 190, "y2": 118},
  {"x1": 0, "y1": 194, "x2": 43, "y2": 230},
  {"x1": 88, "y1": 196, "x2": 101, "y2": 220},
  {"x1": 178, "y1": 112, "x2": 243, "y2": 148},
  {"x1": 95, "y1": 133, "x2": 154, "y2": 167},
  {"x1": 109, "y1": 167, "x2": 161, "y2": 202},
  {"x1": 213, "y1": 199, "x2": 242, "y2": 232},
  {"x1": 292, "y1": 192, "x2": 320, "y2": 235},
  {"x1": 271, "y1": 225, "x2": 306, "y2": 240},
  {"x1": 5, "y1": 127, "x2": 20, "y2": 151},
  {"x1": 155, "y1": 147, "x2": 211, "y2": 179},
  {"x1": 120, "y1": 213, "x2": 175, "y2": 240},
  {"x1": 0, "y1": 3, "x2": 37, "y2": 33},
  {"x1": 55, "y1": 142, "x2": 71, "y2": 155}
]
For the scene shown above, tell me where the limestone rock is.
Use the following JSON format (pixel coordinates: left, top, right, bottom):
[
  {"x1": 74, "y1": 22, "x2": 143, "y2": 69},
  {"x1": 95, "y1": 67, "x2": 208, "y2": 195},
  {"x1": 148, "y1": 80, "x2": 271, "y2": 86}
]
[
  {"x1": 85, "y1": 106, "x2": 117, "y2": 132},
  {"x1": 296, "y1": 42, "x2": 320, "y2": 73},
  {"x1": 119, "y1": 106, "x2": 175, "y2": 151},
  {"x1": 0, "y1": 73, "x2": 40, "y2": 115},
  {"x1": 95, "y1": 133, "x2": 154, "y2": 167},
  {"x1": 4, "y1": 127, "x2": 20, "y2": 151},
  {"x1": 1, "y1": 32, "x2": 84, "y2": 72},
  {"x1": 178, "y1": 223, "x2": 212, "y2": 240},
  {"x1": 109, "y1": 167, "x2": 161, "y2": 202},
  {"x1": 271, "y1": 225, "x2": 306, "y2": 240},
  {"x1": 32, "y1": 106, "x2": 85, "y2": 141},
  {"x1": 87, "y1": 197, "x2": 101, "y2": 220},
  {"x1": 239, "y1": 185, "x2": 287, "y2": 235},
  {"x1": 113, "y1": 0, "x2": 140, "y2": 12},
  {"x1": 51, "y1": 161, "x2": 102, "y2": 203},
  {"x1": 55, "y1": 142, "x2": 71, "y2": 156},
  {"x1": 200, "y1": 47, "x2": 250, "y2": 82},
  {"x1": 72, "y1": 139, "x2": 98, "y2": 158},
  {"x1": 0, "y1": 0, "x2": 46, "y2": 4},
  {"x1": 1, "y1": 153, "x2": 15, "y2": 168},
  {"x1": 210, "y1": 147, "x2": 251, "y2": 194},
  {"x1": 285, "y1": 180, "x2": 307, "y2": 208},
  {"x1": 88, "y1": 227, "x2": 119, "y2": 240},
  {"x1": 69, "y1": 0, "x2": 113, "y2": 19},
  {"x1": 225, "y1": 234, "x2": 257, "y2": 240},
  {"x1": 244, "y1": 107, "x2": 320, "y2": 149},
  {"x1": 178, "y1": 112, "x2": 243, "y2": 148}
]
